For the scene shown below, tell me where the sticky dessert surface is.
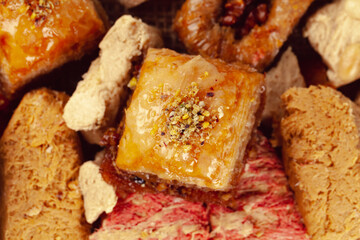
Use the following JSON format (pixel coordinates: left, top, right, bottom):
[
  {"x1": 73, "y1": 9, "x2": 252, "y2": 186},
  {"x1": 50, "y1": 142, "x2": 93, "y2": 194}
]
[
  {"x1": 281, "y1": 86, "x2": 360, "y2": 240},
  {"x1": 116, "y1": 48, "x2": 264, "y2": 191},
  {"x1": 0, "y1": 0, "x2": 106, "y2": 95}
]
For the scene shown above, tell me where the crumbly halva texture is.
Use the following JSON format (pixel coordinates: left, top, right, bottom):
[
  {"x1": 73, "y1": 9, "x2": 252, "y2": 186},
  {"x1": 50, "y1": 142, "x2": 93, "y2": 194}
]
[
  {"x1": 63, "y1": 15, "x2": 163, "y2": 144},
  {"x1": 115, "y1": 48, "x2": 265, "y2": 191},
  {"x1": 263, "y1": 47, "x2": 305, "y2": 121},
  {"x1": 79, "y1": 158, "x2": 118, "y2": 224},
  {"x1": 0, "y1": 0, "x2": 107, "y2": 98},
  {"x1": 304, "y1": 0, "x2": 360, "y2": 87},
  {"x1": 280, "y1": 86, "x2": 360, "y2": 240},
  {"x1": 0, "y1": 88, "x2": 89, "y2": 240}
]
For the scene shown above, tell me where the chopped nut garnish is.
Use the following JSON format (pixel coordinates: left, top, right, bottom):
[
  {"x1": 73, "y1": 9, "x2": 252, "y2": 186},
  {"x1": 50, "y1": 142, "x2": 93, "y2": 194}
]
[
  {"x1": 23, "y1": 0, "x2": 56, "y2": 27},
  {"x1": 202, "y1": 121, "x2": 210, "y2": 129},
  {"x1": 30, "y1": 12, "x2": 36, "y2": 20},
  {"x1": 206, "y1": 92, "x2": 214, "y2": 97},
  {"x1": 150, "y1": 124, "x2": 158, "y2": 135},
  {"x1": 127, "y1": 77, "x2": 138, "y2": 90},
  {"x1": 200, "y1": 71, "x2": 209, "y2": 79},
  {"x1": 153, "y1": 82, "x2": 224, "y2": 151},
  {"x1": 183, "y1": 145, "x2": 192, "y2": 152},
  {"x1": 218, "y1": 107, "x2": 224, "y2": 119}
]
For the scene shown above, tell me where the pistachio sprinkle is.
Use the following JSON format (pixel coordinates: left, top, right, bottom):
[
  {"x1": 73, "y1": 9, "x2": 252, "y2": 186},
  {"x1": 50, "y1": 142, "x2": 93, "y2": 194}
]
[
  {"x1": 24, "y1": 0, "x2": 56, "y2": 27},
  {"x1": 155, "y1": 82, "x2": 222, "y2": 151}
]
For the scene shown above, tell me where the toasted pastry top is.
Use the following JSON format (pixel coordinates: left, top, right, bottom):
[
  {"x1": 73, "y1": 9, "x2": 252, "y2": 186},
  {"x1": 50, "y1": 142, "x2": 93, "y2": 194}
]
[
  {"x1": 116, "y1": 48, "x2": 265, "y2": 191},
  {"x1": 0, "y1": 0, "x2": 107, "y2": 97}
]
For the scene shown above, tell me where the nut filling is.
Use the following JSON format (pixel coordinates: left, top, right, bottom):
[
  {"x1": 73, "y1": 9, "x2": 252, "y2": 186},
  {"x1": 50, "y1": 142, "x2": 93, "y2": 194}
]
[{"x1": 221, "y1": 0, "x2": 270, "y2": 39}]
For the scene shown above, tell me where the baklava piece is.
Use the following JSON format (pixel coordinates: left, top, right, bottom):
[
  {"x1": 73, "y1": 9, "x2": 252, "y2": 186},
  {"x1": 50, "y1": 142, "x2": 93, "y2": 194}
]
[
  {"x1": 281, "y1": 86, "x2": 360, "y2": 239},
  {"x1": 174, "y1": 0, "x2": 314, "y2": 71},
  {"x1": 0, "y1": 0, "x2": 107, "y2": 98},
  {"x1": 304, "y1": 0, "x2": 360, "y2": 87},
  {"x1": 63, "y1": 15, "x2": 163, "y2": 144},
  {"x1": 103, "y1": 48, "x2": 264, "y2": 199}
]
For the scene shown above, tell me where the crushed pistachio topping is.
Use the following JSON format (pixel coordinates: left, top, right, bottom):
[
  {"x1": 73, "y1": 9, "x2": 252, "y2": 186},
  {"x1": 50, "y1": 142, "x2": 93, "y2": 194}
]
[
  {"x1": 23, "y1": 0, "x2": 57, "y2": 27},
  {"x1": 155, "y1": 82, "x2": 222, "y2": 152},
  {"x1": 127, "y1": 77, "x2": 137, "y2": 90}
]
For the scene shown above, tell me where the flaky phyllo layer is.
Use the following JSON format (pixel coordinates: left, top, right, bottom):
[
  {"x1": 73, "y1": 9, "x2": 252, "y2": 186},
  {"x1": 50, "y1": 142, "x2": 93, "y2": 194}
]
[{"x1": 115, "y1": 48, "x2": 265, "y2": 191}]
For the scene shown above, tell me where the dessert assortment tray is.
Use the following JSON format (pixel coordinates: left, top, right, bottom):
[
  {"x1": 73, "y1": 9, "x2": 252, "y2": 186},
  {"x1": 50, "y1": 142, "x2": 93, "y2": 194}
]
[{"x1": 1, "y1": 0, "x2": 360, "y2": 239}]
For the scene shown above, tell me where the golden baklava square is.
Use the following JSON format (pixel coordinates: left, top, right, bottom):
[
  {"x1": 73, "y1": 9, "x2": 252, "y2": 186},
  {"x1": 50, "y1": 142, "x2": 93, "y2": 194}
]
[
  {"x1": 0, "y1": 0, "x2": 107, "y2": 97},
  {"x1": 116, "y1": 48, "x2": 264, "y2": 191}
]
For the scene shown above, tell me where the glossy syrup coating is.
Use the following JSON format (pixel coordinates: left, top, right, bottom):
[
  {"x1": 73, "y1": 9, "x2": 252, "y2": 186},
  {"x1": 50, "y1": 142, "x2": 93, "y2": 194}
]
[
  {"x1": 0, "y1": 0, "x2": 106, "y2": 97},
  {"x1": 174, "y1": 0, "x2": 314, "y2": 71},
  {"x1": 115, "y1": 48, "x2": 265, "y2": 191}
]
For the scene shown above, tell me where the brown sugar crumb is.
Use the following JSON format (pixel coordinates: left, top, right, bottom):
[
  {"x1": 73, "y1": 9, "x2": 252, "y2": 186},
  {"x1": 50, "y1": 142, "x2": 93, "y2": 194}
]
[{"x1": 154, "y1": 82, "x2": 221, "y2": 150}]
